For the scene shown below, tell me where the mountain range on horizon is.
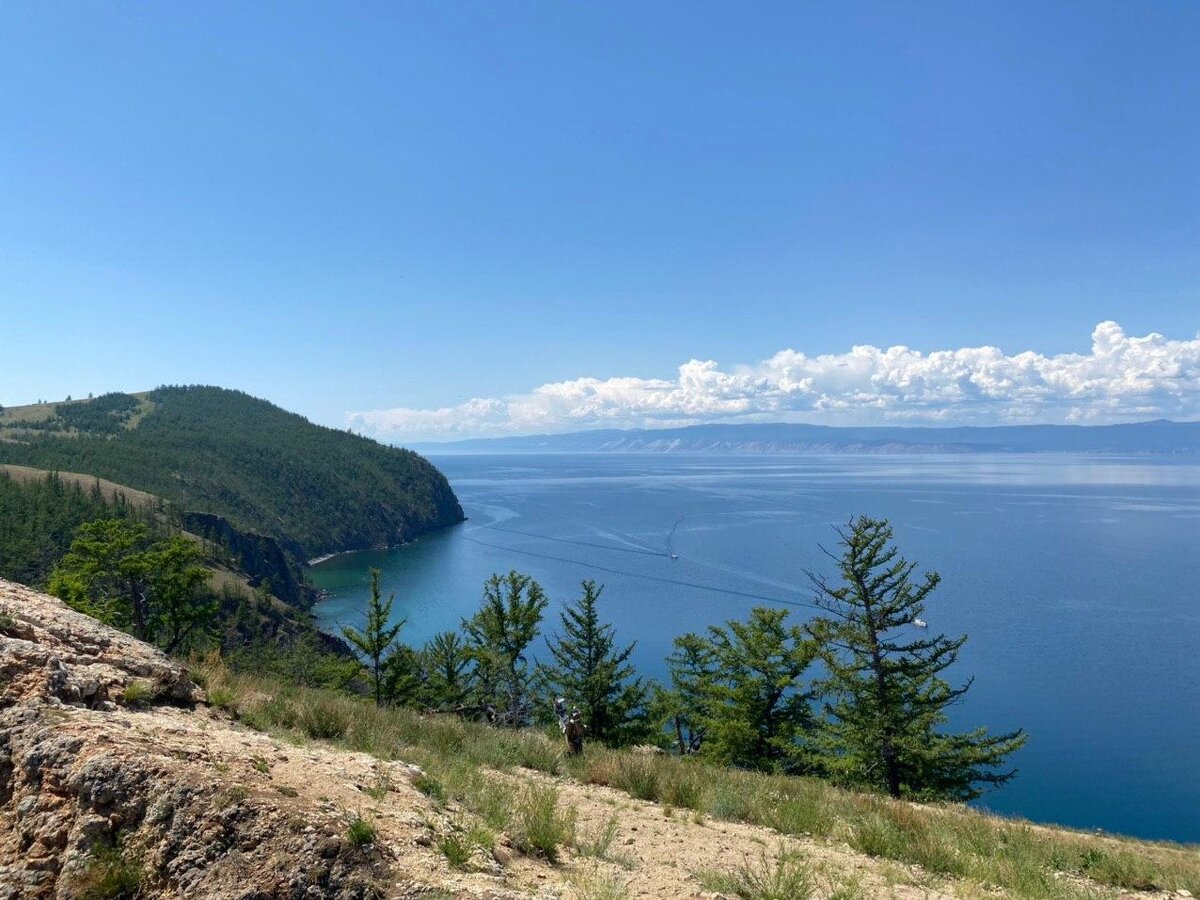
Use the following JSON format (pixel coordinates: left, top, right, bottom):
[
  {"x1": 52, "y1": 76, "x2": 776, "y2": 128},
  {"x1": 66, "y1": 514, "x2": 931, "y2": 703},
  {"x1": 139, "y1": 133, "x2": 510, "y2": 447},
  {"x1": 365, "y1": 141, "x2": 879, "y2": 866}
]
[{"x1": 408, "y1": 418, "x2": 1200, "y2": 455}]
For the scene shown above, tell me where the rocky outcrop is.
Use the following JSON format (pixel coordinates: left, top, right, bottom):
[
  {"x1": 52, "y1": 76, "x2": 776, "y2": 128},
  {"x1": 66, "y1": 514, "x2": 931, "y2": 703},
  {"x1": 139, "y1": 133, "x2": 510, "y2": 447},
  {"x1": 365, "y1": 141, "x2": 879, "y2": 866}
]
[
  {"x1": 0, "y1": 581, "x2": 389, "y2": 899},
  {"x1": 182, "y1": 511, "x2": 306, "y2": 606}
]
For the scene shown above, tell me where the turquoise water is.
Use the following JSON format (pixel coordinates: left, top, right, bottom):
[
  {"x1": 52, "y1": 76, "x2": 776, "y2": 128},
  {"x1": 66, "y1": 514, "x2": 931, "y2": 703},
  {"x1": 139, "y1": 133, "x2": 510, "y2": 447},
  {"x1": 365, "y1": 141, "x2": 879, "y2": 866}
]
[{"x1": 312, "y1": 453, "x2": 1200, "y2": 843}]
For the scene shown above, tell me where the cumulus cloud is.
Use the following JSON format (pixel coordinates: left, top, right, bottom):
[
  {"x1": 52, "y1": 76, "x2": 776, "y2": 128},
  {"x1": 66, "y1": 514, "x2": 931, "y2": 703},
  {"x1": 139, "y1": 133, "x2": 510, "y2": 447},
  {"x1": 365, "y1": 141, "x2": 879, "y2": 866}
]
[{"x1": 347, "y1": 322, "x2": 1200, "y2": 441}]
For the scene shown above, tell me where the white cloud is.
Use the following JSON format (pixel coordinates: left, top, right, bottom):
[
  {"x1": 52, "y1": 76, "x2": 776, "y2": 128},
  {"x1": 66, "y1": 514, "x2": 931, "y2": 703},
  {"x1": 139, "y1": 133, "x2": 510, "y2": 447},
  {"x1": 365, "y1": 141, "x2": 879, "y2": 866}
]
[{"x1": 347, "y1": 322, "x2": 1200, "y2": 441}]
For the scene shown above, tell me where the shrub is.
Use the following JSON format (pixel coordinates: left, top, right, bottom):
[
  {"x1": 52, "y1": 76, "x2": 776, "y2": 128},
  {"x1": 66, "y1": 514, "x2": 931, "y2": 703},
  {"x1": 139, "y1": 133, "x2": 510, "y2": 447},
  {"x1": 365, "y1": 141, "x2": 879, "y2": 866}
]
[
  {"x1": 119, "y1": 680, "x2": 156, "y2": 709},
  {"x1": 438, "y1": 830, "x2": 474, "y2": 870},
  {"x1": 346, "y1": 814, "x2": 377, "y2": 847},
  {"x1": 696, "y1": 847, "x2": 814, "y2": 900},
  {"x1": 414, "y1": 774, "x2": 447, "y2": 806},
  {"x1": 612, "y1": 757, "x2": 659, "y2": 801},
  {"x1": 512, "y1": 785, "x2": 576, "y2": 862},
  {"x1": 72, "y1": 842, "x2": 144, "y2": 900},
  {"x1": 297, "y1": 696, "x2": 350, "y2": 740}
]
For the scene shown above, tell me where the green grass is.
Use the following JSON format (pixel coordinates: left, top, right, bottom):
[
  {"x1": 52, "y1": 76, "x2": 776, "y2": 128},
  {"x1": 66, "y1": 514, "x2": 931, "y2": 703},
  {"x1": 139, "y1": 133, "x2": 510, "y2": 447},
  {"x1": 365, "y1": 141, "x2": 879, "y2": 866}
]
[
  {"x1": 199, "y1": 655, "x2": 1200, "y2": 899},
  {"x1": 119, "y1": 679, "x2": 156, "y2": 709},
  {"x1": 71, "y1": 842, "x2": 144, "y2": 900},
  {"x1": 511, "y1": 784, "x2": 576, "y2": 862},
  {"x1": 413, "y1": 773, "x2": 447, "y2": 805},
  {"x1": 696, "y1": 847, "x2": 815, "y2": 900},
  {"x1": 346, "y1": 813, "x2": 377, "y2": 847}
]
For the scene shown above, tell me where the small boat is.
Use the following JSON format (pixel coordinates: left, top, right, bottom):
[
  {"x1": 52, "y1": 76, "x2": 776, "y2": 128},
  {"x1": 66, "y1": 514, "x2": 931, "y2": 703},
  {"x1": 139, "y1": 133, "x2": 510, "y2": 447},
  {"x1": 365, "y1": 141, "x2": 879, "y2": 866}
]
[
  {"x1": 669, "y1": 553, "x2": 679, "y2": 560},
  {"x1": 912, "y1": 618, "x2": 928, "y2": 628}
]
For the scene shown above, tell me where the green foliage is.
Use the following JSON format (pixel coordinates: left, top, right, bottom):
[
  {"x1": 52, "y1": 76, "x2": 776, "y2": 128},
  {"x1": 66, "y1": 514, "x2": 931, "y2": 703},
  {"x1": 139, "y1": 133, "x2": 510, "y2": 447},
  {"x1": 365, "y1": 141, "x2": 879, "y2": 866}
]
[
  {"x1": 54, "y1": 392, "x2": 140, "y2": 434},
  {"x1": 666, "y1": 607, "x2": 817, "y2": 773},
  {"x1": 538, "y1": 579, "x2": 650, "y2": 746},
  {"x1": 0, "y1": 386, "x2": 463, "y2": 557},
  {"x1": 49, "y1": 519, "x2": 217, "y2": 652},
  {"x1": 346, "y1": 814, "x2": 377, "y2": 847},
  {"x1": 511, "y1": 784, "x2": 576, "y2": 861},
  {"x1": 0, "y1": 471, "x2": 135, "y2": 586},
  {"x1": 419, "y1": 630, "x2": 473, "y2": 710},
  {"x1": 71, "y1": 840, "x2": 145, "y2": 900},
  {"x1": 462, "y1": 570, "x2": 548, "y2": 726},
  {"x1": 808, "y1": 516, "x2": 1027, "y2": 801},
  {"x1": 696, "y1": 847, "x2": 815, "y2": 900},
  {"x1": 198, "y1": 653, "x2": 1200, "y2": 900},
  {"x1": 437, "y1": 830, "x2": 475, "y2": 869},
  {"x1": 120, "y1": 680, "x2": 156, "y2": 708},
  {"x1": 340, "y1": 568, "x2": 405, "y2": 706},
  {"x1": 414, "y1": 773, "x2": 447, "y2": 805},
  {"x1": 296, "y1": 695, "x2": 352, "y2": 740}
]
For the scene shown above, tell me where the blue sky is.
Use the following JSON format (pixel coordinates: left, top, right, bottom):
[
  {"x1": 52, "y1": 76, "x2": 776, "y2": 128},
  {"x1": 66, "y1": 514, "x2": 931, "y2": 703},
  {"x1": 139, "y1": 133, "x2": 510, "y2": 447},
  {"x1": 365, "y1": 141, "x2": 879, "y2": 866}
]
[{"x1": 1, "y1": 2, "x2": 1197, "y2": 438}]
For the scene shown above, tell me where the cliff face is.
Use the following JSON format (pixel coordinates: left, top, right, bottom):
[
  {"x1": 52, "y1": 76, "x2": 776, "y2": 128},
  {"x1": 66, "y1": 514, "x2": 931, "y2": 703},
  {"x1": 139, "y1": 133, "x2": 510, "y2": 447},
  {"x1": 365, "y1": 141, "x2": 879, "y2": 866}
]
[
  {"x1": 182, "y1": 511, "x2": 306, "y2": 606},
  {"x1": 0, "y1": 581, "x2": 394, "y2": 898}
]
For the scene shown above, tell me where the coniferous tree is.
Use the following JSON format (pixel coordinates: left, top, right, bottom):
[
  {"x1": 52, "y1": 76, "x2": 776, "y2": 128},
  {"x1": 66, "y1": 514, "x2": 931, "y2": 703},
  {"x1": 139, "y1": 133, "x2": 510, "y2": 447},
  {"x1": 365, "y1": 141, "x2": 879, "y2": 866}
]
[
  {"x1": 668, "y1": 607, "x2": 817, "y2": 772},
  {"x1": 658, "y1": 633, "x2": 717, "y2": 755},
  {"x1": 807, "y1": 516, "x2": 1027, "y2": 800},
  {"x1": 539, "y1": 579, "x2": 649, "y2": 746},
  {"x1": 420, "y1": 630, "x2": 472, "y2": 710},
  {"x1": 462, "y1": 570, "x2": 547, "y2": 726},
  {"x1": 341, "y1": 568, "x2": 404, "y2": 707},
  {"x1": 142, "y1": 534, "x2": 215, "y2": 653},
  {"x1": 48, "y1": 518, "x2": 217, "y2": 652},
  {"x1": 49, "y1": 519, "x2": 154, "y2": 638}
]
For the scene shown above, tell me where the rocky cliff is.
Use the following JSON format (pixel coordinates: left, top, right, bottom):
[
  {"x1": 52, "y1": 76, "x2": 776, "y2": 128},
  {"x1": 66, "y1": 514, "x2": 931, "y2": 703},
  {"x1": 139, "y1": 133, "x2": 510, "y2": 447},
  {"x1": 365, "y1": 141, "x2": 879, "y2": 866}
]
[{"x1": 0, "y1": 581, "x2": 402, "y2": 898}]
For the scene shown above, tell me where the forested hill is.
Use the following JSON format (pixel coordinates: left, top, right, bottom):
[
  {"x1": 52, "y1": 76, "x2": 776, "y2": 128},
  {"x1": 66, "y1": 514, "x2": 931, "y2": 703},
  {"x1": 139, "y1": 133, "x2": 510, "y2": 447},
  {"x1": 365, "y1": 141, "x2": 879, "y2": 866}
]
[{"x1": 0, "y1": 386, "x2": 464, "y2": 558}]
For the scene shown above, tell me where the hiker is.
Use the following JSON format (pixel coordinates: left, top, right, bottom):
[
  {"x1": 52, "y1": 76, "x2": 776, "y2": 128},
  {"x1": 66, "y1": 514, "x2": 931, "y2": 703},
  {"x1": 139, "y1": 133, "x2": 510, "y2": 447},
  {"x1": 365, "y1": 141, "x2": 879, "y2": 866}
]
[
  {"x1": 564, "y1": 707, "x2": 585, "y2": 755},
  {"x1": 554, "y1": 696, "x2": 569, "y2": 733}
]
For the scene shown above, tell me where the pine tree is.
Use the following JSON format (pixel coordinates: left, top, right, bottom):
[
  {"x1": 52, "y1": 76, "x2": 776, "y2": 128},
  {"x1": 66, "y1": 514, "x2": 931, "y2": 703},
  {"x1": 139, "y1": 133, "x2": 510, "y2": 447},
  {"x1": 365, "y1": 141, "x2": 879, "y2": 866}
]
[
  {"x1": 142, "y1": 534, "x2": 215, "y2": 654},
  {"x1": 807, "y1": 516, "x2": 1027, "y2": 800},
  {"x1": 539, "y1": 579, "x2": 649, "y2": 746},
  {"x1": 462, "y1": 570, "x2": 548, "y2": 726},
  {"x1": 341, "y1": 568, "x2": 404, "y2": 707}
]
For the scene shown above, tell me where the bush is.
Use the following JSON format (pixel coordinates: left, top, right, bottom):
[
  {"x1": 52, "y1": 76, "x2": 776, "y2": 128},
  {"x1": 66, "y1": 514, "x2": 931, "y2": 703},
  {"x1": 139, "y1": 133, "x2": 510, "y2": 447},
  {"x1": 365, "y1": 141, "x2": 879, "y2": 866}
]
[
  {"x1": 72, "y1": 842, "x2": 144, "y2": 900},
  {"x1": 119, "y1": 680, "x2": 156, "y2": 709},
  {"x1": 438, "y1": 830, "x2": 474, "y2": 870},
  {"x1": 414, "y1": 774, "x2": 447, "y2": 805},
  {"x1": 512, "y1": 785, "x2": 576, "y2": 862},
  {"x1": 696, "y1": 847, "x2": 814, "y2": 900},
  {"x1": 346, "y1": 814, "x2": 376, "y2": 847},
  {"x1": 297, "y1": 696, "x2": 351, "y2": 740},
  {"x1": 612, "y1": 757, "x2": 659, "y2": 801}
]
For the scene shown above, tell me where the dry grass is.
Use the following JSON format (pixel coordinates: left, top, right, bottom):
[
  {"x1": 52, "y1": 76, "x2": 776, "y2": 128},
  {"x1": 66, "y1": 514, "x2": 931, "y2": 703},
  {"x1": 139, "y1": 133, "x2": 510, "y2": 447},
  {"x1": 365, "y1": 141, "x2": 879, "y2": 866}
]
[{"x1": 196, "y1": 654, "x2": 1200, "y2": 899}]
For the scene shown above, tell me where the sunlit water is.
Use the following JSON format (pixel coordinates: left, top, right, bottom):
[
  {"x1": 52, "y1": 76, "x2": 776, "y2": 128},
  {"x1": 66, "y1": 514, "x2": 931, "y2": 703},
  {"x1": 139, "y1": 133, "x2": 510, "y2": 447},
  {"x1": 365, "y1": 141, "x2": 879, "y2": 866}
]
[{"x1": 312, "y1": 453, "x2": 1200, "y2": 842}]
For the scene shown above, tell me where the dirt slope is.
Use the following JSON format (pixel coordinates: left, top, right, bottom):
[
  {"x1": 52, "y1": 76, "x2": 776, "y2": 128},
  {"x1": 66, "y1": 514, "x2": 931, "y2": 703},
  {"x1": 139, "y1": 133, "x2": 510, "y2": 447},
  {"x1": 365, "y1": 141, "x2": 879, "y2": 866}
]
[{"x1": 0, "y1": 579, "x2": 1190, "y2": 899}]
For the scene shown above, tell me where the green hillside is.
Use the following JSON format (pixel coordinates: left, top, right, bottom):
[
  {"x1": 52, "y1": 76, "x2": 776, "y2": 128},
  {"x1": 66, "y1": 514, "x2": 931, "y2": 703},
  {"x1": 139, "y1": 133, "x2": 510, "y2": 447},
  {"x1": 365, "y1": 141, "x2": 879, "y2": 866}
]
[{"x1": 0, "y1": 386, "x2": 463, "y2": 558}]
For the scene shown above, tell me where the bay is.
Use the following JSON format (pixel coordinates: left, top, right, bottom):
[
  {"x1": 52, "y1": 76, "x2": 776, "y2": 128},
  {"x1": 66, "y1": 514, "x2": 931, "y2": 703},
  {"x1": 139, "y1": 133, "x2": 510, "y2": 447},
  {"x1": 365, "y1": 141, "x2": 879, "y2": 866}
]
[{"x1": 311, "y1": 453, "x2": 1200, "y2": 843}]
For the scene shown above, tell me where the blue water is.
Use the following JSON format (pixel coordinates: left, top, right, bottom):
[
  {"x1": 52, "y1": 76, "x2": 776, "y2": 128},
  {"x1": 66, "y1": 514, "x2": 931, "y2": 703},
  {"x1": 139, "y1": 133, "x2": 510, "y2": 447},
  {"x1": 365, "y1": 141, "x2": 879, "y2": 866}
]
[{"x1": 311, "y1": 453, "x2": 1200, "y2": 843}]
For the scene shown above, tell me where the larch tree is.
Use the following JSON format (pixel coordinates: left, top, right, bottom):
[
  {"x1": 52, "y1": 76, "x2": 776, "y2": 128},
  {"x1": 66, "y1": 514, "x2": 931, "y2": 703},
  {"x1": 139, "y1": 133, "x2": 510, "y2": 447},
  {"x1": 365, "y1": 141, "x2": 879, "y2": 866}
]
[
  {"x1": 539, "y1": 579, "x2": 649, "y2": 746},
  {"x1": 670, "y1": 607, "x2": 817, "y2": 773},
  {"x1": 341, "y1": 567, "x2": 405, "y2": 707},
  {"x1": 462, "y1": 570, "x2": 548, "y2": 726},
  {"x1": 807, "y1": 516, "x2": 1027, "y2": 801}
]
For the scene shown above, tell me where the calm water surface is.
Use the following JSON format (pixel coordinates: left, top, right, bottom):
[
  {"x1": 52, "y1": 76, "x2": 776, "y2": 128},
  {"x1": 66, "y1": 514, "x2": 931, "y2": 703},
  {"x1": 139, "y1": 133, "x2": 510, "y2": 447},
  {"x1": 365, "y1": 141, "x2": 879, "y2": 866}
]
[{"x1": 312, "y1": 454, "x2": 1200, "y2": 843}]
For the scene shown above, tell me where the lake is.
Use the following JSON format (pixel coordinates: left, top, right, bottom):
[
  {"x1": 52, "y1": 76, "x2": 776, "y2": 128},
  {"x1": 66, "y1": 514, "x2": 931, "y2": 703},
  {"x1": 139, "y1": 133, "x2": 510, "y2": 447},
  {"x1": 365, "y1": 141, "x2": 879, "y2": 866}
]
[{"x1": 311, "y1": 453, "x2": 1200, "y2": 843}]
